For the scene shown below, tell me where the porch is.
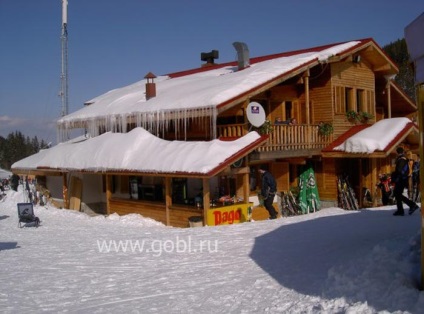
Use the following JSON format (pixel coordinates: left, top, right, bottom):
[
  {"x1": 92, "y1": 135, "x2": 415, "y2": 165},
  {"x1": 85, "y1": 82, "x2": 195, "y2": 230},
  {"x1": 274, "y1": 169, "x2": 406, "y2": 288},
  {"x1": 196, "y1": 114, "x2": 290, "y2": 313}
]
[{"x1": 217, "y1": 124, "x2": 334, "y2": 158}]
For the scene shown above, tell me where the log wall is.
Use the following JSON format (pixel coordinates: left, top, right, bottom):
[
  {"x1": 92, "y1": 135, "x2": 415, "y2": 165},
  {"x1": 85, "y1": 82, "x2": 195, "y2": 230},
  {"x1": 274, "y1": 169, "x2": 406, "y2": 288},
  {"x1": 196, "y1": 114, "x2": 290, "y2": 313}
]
[{"x1": 109, "y1": 198, "x2": 205, "y2": 228}]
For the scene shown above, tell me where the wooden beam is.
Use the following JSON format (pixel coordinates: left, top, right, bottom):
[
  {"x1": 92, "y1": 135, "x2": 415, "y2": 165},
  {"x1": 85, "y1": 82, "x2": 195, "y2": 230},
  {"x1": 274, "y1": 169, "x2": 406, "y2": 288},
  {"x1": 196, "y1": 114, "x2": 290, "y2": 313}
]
[
  {"x1": 371, "y1": 158, "x2": 378, "y2": 207},
  {"x1": 105, "y1": 175, "x2": 112, "y2": 215},
  {"x1": 286, "y1": 158, "x2": 307, "y2": 165},
  {"x1": 202, "y1": 178, "x2": 210, "y2": 226},
  {"x1": 373, "y1": 64, "x2": 392, "y2": 72},
  {"x1": 219, "y1": 166, "x2": 250, "y2": 176},
  {"x1": 387, "y1": 83, "x2": 392, "y2": 118},
  {"x1": 165, "y1": 177, "x2": 172, "y2": 226},
  {"x1": 304, "y1": 70, "x2": 310, "y2": 125},
  {"x1": 62, "y1": 173, "x2": 69, "y2": 209},
  {"x1": 322, "y1": 151, "x2": 390, "y2": 159},
  {"x1": 417, "y1": 83, "x2": 424, "y2": 289},
  {"x1": 11, "y1": 169, "x2": 64, "y2": 176},
  {"x1": 243, "y1": 172, "x2": 250, "y2": 204},
  {"x1": 359, "y1": 159, "x2": 363, "y2": 208}
]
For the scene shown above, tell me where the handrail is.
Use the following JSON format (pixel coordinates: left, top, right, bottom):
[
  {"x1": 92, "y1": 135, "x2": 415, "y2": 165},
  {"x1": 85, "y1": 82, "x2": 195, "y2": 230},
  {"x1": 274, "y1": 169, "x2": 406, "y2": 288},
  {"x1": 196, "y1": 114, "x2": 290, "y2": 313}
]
[{"x1": 217, "y1": 124, "x2": 333, "y2": 152}]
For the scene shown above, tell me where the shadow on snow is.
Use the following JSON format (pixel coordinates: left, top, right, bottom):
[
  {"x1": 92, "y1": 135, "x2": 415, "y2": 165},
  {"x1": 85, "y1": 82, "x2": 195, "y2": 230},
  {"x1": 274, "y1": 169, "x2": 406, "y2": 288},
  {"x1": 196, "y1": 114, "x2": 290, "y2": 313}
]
[{"x1": 249, "y1": 209, "x2": 421, "y2": 312}]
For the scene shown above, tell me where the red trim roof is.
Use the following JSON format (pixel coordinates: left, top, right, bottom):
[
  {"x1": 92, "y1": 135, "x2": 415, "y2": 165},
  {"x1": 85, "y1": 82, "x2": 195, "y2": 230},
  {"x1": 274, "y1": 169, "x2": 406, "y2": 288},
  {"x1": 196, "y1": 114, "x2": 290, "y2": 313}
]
[
  {"x1": 322, "y1": 122, "x2": 418, "y2": 155},
  {"x1": 322, "y1": 124, "x2": 371, "y2": 153},
  {"x1": 381, "y1": 122, "x2": 418, "y2": 152},
  {"x1": 167, "y1": 38, "x2": 375, "y2": 79}
]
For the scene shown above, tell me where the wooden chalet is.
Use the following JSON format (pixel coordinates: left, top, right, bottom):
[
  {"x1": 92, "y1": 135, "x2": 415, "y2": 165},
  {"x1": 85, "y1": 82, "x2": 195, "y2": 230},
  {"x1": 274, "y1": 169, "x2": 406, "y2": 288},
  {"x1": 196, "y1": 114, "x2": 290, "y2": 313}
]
[{"x1": 12, "y1": 38, "x2": 418, "y2": 227}]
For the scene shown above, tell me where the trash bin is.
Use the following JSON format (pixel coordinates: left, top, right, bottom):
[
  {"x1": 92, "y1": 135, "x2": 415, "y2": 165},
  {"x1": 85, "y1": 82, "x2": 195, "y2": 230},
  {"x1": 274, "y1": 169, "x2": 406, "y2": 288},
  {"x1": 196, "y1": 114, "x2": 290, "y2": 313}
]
[{"x1": 188, "y1": 216, "x2": 203, "y2": 228}]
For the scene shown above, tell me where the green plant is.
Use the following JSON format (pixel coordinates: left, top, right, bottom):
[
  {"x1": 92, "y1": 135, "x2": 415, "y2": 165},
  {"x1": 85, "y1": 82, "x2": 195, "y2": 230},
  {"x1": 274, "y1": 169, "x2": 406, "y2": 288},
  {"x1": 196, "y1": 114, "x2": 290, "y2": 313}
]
[
  {"x1": 345, "y1": 110, "x2": 359, "y2": 122},
  {"x1": 359, "y1": 111, "x2": 374, "y2": 121},
  {"x1": 318, "y1": 122, "x2": 334, "y2": 136},
  {"x1": 257, "y1": 120, "x2": 274, "y2": 135}
]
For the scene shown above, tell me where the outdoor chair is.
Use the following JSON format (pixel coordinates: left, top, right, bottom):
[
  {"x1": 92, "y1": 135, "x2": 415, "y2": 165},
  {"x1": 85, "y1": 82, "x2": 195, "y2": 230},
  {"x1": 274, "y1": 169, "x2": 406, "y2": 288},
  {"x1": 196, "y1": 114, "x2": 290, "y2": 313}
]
[{"x1": 17, "y1": 203, "x2": 40, "y2": 228}]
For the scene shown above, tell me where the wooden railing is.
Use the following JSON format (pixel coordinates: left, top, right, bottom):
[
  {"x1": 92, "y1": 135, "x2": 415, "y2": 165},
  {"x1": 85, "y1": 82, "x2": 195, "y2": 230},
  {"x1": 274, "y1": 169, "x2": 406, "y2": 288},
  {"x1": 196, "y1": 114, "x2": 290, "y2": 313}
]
[
  {"x1": 217, "y1": 123, "x2": 247, "y2": 138},
  {"x1": 217, "y1": 124, "x2": 333, "y2": 152}
]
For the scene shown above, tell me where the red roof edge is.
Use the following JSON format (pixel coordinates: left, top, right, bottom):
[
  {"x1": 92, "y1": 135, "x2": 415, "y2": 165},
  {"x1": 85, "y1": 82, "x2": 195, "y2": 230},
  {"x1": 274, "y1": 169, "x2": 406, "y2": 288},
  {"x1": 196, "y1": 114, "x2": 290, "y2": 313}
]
[
  {"x1": 166, "y1": 39, "x2": 372, "y2": 79},
  {"x1": 322, "y1": 121, "x2": 418, "y2": 154},
  {"x1": 322, "y1": 124, "x2": 371, "y2": 152},
  {"x1": 382, "y1": 122, "x2": 418, "y2": 152},
  {"x1": 204, "y1": 134, "x2": 269, "y2": 177}
]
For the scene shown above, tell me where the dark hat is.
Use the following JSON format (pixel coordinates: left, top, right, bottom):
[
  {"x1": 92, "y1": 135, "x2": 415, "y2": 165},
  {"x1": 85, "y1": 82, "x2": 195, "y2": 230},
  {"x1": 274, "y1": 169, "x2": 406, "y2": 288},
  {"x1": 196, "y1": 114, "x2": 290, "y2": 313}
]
[
  {"x1": 396, "y1": 147, "x2": 404, "y2": 154},
  {"x1": 259, "y1": 164, "x2": 267, "y2": 171}
]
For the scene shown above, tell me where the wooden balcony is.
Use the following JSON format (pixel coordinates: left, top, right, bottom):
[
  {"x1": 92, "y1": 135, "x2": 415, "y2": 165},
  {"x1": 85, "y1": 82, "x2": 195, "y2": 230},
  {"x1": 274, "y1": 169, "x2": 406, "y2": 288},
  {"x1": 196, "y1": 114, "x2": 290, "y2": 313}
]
[{"x1": 217, "y1": 123, "x2": 333, "y2": 158}]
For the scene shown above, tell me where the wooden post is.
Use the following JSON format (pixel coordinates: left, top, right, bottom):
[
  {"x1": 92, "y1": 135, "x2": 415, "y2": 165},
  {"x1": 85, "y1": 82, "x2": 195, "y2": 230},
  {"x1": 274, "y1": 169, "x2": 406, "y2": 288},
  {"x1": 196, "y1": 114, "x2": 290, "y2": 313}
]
[
  {"x1": 417, "y1": 83, "x2": 424, "y2": 289},
  {"x1": 304, "y1": 70, "x2": 310, "y2": 124},
  {"x1": 387, "y1": 83, "x2": 392, "y2": 118},
  {"x1": 202, "y1": 178, "x2": 210, "y2": 226},
  {"x1": 165, "y1": 177, "x2": 172, "y2": 226},
  {"x1": 358, "y1": 159, "x2": 363, "y2": 208},
  {"x1": 371, "y1": 158, "x2": 378, "y2": 207},
  {"x1": 105, "y1": 175, "x2": 112, "y2": 215},
  {"x1": 243, "y1": 172, "x2": 250, "y2": 204},
  {"x1": 62, "y1": 173, "x2": 69, "y2": 209}
]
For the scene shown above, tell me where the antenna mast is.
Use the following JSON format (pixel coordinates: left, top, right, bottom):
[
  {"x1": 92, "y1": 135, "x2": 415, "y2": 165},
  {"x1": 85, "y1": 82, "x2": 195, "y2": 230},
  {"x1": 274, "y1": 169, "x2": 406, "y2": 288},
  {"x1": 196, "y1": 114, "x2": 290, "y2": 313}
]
[{"x1": 60, "y1": 0, "x2": 69, "y2": 117}]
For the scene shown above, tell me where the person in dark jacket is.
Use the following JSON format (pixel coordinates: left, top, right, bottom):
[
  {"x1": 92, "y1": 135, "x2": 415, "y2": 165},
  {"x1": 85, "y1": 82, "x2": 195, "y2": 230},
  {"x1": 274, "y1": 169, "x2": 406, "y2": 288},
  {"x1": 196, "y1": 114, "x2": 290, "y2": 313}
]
[
  {"x1": 10, "y1": 174, "x2": 20, "y2": 192},
  {"x1": 392, "y1": 147, "x2": 419, "y2": 216},
  {"x1": 259, "y1": 166, "x2": 278, "y2": 219}
]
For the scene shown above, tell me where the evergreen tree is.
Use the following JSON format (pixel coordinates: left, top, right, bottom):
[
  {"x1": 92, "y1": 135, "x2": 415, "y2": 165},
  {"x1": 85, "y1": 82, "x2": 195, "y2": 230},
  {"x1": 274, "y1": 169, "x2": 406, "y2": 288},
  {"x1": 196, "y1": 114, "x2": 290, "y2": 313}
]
[
  {"x1": 0, "y1": 136, "x2": 6, "y2": 170},
  {"x1": 31, "y1": 136, "x2": 40, "y2": 154},
  {"x1": 383, "y1": 39, "x2": 415, "y2": 100},
  {"x1": 0, "y1": 131, "x2": 48, "y2": 170}
]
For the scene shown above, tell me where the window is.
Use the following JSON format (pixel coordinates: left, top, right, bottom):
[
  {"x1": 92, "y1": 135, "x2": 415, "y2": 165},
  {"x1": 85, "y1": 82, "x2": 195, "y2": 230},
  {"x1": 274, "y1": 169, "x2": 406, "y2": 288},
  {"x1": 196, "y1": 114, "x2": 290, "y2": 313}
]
[
  {"x1": 345, "y1": 87, "x2": 354, "y2": 112},
  {"x1": 334, "y1": 86, "x2": 345, "y2": 113},
  {"x1": 356, "y1": 89, "x2": 364, "y2": 112},
  {"x1": 365, "y1": 90, "x2": 375, "y2": 115},
  {"x1": 334, "y1": 86, "x2": 374, "y2": 115},
  {"x1": 284, "y1": 101, "x2": 293, "y2": 120}
]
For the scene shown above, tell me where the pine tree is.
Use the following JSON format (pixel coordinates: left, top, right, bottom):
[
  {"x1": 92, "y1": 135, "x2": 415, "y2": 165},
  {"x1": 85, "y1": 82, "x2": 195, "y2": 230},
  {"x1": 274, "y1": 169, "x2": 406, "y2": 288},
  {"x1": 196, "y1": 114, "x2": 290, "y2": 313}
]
[
  {"x1": 383, "y1": 39, "x2": 415, "y2": 100},
  {"x1": 0, "y1": 131, "x2": 48, "y2": 170}
]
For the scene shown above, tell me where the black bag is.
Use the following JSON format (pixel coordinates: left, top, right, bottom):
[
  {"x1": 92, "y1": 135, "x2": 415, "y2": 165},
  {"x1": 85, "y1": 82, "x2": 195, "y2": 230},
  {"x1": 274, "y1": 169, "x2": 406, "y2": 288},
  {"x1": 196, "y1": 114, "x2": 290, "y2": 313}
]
[{"x1": 391, "y1": 171, "x2": 399, "y2": 183}]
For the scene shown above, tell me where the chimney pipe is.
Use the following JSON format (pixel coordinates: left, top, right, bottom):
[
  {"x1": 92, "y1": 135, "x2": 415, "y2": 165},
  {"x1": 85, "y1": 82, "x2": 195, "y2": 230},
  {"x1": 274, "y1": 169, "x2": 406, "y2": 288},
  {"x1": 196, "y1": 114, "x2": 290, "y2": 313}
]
[
  {"x1": 232, "y1": 42, "x2": 249, "y2": 70},
  {"x1": 201, "y1": 50, "x2": 219, "y2": 67},
  {"x1": 144, "y1": 72, "x2": 157, "y2": 100}
]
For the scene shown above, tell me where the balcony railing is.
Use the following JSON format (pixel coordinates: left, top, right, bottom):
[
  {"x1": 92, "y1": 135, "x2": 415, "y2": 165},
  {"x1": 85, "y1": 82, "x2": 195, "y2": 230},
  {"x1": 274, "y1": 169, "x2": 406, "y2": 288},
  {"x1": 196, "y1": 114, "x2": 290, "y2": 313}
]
[{"x1": 217, "y1": 123, "x2": 333, "y2": 152}]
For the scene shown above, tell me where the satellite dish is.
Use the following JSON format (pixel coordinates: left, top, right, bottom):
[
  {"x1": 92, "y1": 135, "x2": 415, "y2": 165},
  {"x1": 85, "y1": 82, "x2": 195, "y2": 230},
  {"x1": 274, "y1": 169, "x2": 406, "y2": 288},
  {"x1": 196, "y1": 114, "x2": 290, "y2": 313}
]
[{"x1": 246, "y1": 102, "x2": 266, "y2": 127}]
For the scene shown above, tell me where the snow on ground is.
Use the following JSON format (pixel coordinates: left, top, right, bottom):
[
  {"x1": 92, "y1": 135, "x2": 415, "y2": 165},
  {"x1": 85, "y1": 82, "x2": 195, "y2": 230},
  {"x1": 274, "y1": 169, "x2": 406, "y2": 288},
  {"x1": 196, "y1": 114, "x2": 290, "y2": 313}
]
[{"x1": 1, "y1": 186, "x2": 424, "y2": 313}]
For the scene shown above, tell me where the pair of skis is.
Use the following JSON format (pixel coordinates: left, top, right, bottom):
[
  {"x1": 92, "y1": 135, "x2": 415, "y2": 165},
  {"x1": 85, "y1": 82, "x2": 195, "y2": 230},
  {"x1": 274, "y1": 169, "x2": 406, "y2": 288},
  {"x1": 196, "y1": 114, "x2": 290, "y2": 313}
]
[
  {"x1": 280, "y1": 191, "x2": 302, "y2": 217},
  {"x1": 337, "y1": 175, "x2": 359, "y2": 210}
]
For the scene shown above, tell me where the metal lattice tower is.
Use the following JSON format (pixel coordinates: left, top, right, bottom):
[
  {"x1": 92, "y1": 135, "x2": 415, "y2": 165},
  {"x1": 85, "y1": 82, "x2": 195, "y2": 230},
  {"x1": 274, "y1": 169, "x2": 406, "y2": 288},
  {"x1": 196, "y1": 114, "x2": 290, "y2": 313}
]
[{"x1": 60, "y1": 0, "x2": 69, "y2": 117}]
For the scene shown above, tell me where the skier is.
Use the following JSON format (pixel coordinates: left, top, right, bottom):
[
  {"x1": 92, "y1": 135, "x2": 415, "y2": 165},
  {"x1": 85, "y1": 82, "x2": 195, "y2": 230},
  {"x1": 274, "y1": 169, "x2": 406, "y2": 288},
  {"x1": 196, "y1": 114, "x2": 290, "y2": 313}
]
[
  {"x1": 391, "y1": 147, "x2": 419, "y2": 216},
  {"x1": 259, "y1": 166, "x2": 278, "y2": 219}
]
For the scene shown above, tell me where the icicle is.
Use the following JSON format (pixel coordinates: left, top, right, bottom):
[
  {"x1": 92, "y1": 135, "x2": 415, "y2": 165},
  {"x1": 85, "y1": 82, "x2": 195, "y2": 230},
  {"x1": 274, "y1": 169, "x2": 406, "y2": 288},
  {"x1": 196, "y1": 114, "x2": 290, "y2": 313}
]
[{"x1": 55, "y1": 104, "x2": 218, "y2": 142}]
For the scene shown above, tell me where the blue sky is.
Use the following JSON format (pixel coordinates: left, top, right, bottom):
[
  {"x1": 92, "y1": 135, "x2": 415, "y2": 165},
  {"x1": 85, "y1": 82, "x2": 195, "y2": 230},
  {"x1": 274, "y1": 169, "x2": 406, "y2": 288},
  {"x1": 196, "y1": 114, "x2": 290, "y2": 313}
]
[{"x1": 1, "y1": 0, "x2": 423, "y2": 143}]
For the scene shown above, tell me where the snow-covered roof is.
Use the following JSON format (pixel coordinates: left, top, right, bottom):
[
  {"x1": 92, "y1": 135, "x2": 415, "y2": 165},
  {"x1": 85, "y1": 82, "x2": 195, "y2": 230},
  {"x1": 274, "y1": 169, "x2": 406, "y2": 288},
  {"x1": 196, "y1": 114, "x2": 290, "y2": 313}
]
[
  {"x1": 57, "y1": 41, "x2": 363, "y2": 139},
  {"x1": 0, "y1": 168, "x2": 12, "y2": 179},
  {"x1": 330, "y1": 118, "x2": 417, "y2": 154},
  {"x1": 12, "y1": 128, "x2": 266, "y2": 176}
]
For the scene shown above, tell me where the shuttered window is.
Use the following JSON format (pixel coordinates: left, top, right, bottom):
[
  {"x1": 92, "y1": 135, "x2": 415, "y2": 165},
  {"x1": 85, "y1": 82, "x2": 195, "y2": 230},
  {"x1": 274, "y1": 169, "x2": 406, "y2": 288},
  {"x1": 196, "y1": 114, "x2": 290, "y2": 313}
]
[{"x1": 334, "y1": 86, "x2": 374, "y2": 115}]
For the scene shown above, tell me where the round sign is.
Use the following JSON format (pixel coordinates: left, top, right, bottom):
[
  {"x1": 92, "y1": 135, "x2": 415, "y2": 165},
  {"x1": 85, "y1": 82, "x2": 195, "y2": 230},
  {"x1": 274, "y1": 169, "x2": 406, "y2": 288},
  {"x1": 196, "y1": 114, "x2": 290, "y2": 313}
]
[{"x1": 246, "y1": 102, "x2": 266, "y2": 127}]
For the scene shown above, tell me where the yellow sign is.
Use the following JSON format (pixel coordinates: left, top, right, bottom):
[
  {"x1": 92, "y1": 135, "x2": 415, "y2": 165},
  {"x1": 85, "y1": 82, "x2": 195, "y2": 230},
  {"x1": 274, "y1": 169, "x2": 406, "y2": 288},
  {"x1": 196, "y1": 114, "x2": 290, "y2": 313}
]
[{"x1": 206, "y1": 203, "x2": 252, "y2": 226}]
